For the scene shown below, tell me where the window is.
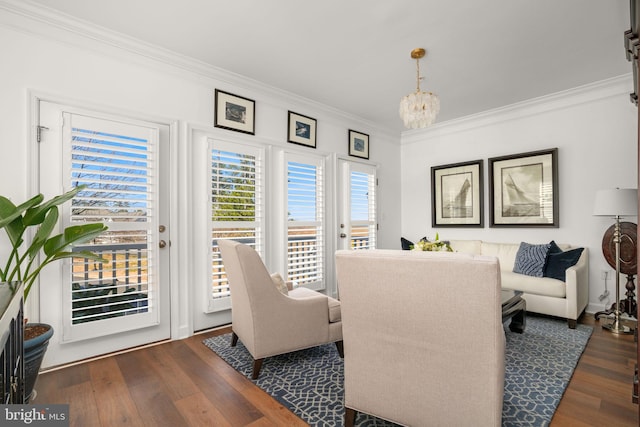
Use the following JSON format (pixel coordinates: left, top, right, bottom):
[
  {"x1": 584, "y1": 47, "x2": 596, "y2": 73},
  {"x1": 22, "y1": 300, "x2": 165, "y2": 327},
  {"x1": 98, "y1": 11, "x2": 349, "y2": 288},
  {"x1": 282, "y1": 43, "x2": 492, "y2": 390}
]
[
  {"x1": 286, "y1": 154, "x2": 324, "y2": 288},
  {"x1": 210, "y1": 141, "x2": 263, "y2": 304},
  {"x1": 69, "y1": 118, "x2": 157, "y2": 326},
  {"x1": 350, "y1": 168, "x2": 376, "y2": 250}
]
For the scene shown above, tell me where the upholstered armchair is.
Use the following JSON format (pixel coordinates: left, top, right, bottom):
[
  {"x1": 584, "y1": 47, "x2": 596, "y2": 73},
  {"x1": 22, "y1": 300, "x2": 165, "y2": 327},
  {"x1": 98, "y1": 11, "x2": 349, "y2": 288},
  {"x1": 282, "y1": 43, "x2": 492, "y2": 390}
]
[
  {"x1": 218, "y1": 239, "x2": 343, "y2": 379},
  {"x1": 335, "y1": 249, "x2": 505, "y2": 427}
]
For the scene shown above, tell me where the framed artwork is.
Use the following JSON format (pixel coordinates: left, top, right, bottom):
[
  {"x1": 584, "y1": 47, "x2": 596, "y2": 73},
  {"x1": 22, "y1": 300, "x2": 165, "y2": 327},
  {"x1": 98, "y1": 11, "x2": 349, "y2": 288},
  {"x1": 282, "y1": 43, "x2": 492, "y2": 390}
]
[
  {"x1": 287, "y1": 111, "x2": 317, "y2": 148},
  {"x1": 488, "y1": 148, "x2": 558, "y2": 227},
  {"x1": 348, "y1": 130, "x2": 369, "y2": 159},
  {"x1": 431, "y1": 160, "x2": 484, "y2": 227},
  {"x1": 214, "y1": 89, "x2": 255, "y2": 135}
]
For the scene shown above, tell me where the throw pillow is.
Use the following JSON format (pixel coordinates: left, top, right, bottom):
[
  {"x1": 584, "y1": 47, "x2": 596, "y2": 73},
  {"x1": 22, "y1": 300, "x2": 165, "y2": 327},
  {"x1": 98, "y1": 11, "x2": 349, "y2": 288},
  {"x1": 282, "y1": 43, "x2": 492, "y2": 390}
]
[
  {"x1": 401, "y1": 237, "x2": 414, "y2": 250},
  {"x1": 513, "y1": 242, "x2": 551, "y2": 277},
  {"x1": 271, "y1": 273, "x2": 288, "y2": 295},
  {"x1": 547, "y1": 240, "x2": 563, "y2": 255},
  {"x1": 544, "y1": 246, "x2": 584, "y2": 281},
  {"x1": 400, "y1": 236, "x2": 428, "y2": 250}
]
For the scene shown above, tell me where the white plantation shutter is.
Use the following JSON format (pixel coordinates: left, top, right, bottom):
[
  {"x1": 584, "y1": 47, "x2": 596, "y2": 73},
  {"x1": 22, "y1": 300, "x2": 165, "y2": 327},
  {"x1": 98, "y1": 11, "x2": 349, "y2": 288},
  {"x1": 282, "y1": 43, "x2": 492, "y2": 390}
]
[
  {"x1": 286, "y1": 154, "x2": 324, "y2": 288},
  {"x1": 209, "y1": 141, "x2": 263, "y2": 309},
  {"x1": 350, "y1": 168, "x2": 376, "y2": 250},
  {"x1": 63, "y1": 113, "x2": 160, "y2": 340}
]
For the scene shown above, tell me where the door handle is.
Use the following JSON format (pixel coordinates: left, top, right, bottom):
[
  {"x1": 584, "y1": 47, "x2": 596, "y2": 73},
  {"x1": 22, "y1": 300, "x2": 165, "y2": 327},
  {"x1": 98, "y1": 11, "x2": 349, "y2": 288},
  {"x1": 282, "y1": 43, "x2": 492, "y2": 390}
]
[{"x1": 159, "y1": 240, "x2": 167, "y2": 248}]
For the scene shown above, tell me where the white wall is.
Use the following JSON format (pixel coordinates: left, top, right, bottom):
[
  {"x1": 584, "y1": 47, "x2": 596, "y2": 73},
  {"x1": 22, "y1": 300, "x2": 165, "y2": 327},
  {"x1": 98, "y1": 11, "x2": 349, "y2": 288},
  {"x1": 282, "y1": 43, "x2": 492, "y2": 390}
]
[
  {"x1": 0, "y1": 8, "x2": 401, "y2": 338},
  {"x1": 401, "y1": 76, "x2": 637, "y2": 314}
]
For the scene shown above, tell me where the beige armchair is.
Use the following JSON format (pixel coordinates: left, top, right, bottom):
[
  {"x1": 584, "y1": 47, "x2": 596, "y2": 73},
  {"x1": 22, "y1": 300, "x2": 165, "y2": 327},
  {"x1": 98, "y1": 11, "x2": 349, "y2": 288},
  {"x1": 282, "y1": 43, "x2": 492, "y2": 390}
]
[
  {"x1": 218, "y1": 239, "x2": 343, "y2": 379},
  {"x1": 335, "y1": 249, "x2": 505, "y2": 427}
]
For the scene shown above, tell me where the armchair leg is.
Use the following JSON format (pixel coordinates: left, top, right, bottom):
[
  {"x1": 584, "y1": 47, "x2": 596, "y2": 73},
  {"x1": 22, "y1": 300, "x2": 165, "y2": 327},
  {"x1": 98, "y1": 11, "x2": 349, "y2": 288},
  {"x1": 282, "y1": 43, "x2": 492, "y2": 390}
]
[
  {"x1": 345, "y1": 407, "x2": 356, "y2": 427},
  {"x1": 252, "y1": 358, "x2": 264, "y2": 380},
  {"x1": 335, "y1": 340, "x2": 344, "y2": 358},
  {"x1": 568, "y1": 319, "x2": 577, "y2": 329},
  {"x1": 231, "y1": 332, "x2": 239, "y2": 347}
]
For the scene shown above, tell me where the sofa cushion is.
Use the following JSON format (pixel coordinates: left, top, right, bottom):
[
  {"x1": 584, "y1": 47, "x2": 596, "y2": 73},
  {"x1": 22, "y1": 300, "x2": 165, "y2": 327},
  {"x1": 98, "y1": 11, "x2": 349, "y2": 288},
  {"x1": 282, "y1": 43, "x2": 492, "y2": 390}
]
[
  {"x1": 480, "y1": 242, "x2": 520, "y2": 271},
  {"x1": 449, "y1": 240, "x2": 482, "y2": 255},
  {"x1": 501, "y1": 270, "x2": 566, "y2": 298},
  {"x1": 288, "y1": 286, "x2": 341, "y2": 323},
  {"x1": 327, "y1": 297, "x2": 342, "y2": 323},
  {"x1": 544, "y1": 242, "x2": 584, "y2": 281},
  {"x1": 513, "y1": 242, "x2": 551, "y2": 277}
]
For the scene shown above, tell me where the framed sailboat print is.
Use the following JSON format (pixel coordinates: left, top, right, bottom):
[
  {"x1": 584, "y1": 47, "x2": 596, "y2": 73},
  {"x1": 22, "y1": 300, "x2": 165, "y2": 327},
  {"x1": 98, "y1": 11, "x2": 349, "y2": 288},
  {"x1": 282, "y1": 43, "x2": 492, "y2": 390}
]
[
  {"x1": 488, "y1": 148, "x2": 558, "y2": 227},
  {"x1": 431, "y1": 160, "x2": 484, "y2": 227}
]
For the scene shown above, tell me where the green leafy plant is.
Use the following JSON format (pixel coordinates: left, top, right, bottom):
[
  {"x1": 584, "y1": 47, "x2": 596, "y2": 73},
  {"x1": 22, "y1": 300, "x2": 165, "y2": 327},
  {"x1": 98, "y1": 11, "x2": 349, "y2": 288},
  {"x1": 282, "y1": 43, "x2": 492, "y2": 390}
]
[{"x1": 0, "y1": 186, "x2": 108, "y2": 300}]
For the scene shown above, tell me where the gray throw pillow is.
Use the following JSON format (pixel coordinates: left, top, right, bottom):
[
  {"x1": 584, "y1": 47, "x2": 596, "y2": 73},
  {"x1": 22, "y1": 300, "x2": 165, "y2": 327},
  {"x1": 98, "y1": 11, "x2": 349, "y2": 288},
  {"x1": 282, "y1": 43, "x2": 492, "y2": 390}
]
[{"x1": 513, "y1": 242, "x2": 551, "y2": 277}]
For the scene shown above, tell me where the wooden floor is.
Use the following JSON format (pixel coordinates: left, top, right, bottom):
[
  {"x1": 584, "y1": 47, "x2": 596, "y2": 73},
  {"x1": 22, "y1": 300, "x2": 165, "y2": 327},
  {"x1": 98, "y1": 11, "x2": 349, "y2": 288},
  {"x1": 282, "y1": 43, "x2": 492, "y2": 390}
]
[{"x1": 35, "y1": 314, "x2": 638, "y2": 427}]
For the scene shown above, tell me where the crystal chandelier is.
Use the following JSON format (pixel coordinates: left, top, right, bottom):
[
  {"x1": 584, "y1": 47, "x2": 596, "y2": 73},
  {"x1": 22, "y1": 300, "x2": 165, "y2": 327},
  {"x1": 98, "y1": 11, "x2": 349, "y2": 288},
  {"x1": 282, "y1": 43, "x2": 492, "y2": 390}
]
[{"x1": 399, "y1": 48, "x2": 440, "y2": 129}]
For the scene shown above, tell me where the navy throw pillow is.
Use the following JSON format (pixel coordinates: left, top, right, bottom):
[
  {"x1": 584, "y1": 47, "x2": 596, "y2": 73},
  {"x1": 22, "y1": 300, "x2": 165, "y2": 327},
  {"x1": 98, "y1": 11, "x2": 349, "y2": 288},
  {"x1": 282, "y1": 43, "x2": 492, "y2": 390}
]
[
  {"x1": 548, "y1": 240, "x2": 563, "y2": 255},
  {"x1": 513, "y1": 242, "x2": 551, "y2": 277},
  {"x1": 401, "y1": 237, "x2": 413, "y2": 250},
  {"x1": 544, "y1": 246, "x2": 584, "y2": 281}
]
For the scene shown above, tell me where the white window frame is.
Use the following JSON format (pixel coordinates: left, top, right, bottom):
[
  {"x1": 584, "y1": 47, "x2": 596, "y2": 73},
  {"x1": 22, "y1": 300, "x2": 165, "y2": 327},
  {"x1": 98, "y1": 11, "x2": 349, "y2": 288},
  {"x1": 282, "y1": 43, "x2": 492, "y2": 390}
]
[
  {"x1": 347, "y1": 162, "x2": 377, "y2": 250},
  {"x1": 206, "y1": 139, "x2": 265, "y2": 313},
  {"x1": 283, "y1": 151, "x2": 326, "y2": 291}
]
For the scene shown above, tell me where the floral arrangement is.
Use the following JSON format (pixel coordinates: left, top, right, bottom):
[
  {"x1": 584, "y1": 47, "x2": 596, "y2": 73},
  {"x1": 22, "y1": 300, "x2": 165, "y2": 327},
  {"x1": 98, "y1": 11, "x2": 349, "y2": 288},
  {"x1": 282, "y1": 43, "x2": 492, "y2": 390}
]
[{"x1": 412, "y1": 233, "x2": 453, "y2": 252}]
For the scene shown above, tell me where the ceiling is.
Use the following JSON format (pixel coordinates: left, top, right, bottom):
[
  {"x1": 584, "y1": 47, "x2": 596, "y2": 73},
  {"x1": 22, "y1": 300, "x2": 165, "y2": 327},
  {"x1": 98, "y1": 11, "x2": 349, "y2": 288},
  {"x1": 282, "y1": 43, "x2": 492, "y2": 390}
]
[{"x1": 26, "y1": 0, "x2": 632, "y2": 133}]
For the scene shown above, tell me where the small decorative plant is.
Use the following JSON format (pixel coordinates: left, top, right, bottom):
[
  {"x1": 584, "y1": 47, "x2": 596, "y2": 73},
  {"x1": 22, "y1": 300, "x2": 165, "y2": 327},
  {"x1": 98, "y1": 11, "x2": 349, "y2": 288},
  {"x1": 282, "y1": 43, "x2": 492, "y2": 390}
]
[
  {"x1": 0, "y1": 186, "x2": 108, "y2": 301},
  {"x1": 412, "y1": 233, "x2": 453, "y2": 252}
]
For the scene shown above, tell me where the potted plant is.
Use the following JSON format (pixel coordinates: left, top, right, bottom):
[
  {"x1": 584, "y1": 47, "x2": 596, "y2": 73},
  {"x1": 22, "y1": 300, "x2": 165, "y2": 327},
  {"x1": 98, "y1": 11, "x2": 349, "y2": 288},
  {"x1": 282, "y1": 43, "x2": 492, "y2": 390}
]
[{"x1": 0, "y1": 186, "x2": 108, "y2": 402}]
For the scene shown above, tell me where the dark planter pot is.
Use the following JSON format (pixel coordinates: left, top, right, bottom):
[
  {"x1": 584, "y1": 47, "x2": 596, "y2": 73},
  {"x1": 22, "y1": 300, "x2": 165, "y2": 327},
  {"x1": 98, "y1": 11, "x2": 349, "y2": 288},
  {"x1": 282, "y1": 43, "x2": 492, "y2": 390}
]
[{"x1": 24, "y1": 323, "x2": 54, "y2": 403}]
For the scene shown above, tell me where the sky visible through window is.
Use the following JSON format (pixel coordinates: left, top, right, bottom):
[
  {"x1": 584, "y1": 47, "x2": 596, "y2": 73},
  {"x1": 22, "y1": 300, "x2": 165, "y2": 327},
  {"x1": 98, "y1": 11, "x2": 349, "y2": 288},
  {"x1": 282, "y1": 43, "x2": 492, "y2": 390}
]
[
  {"x1": 288, "y1": 161, "x2": 317, "y2": 222},
  {"x1": 71, "y1": 128, "x2": 149, "y2": 216}
]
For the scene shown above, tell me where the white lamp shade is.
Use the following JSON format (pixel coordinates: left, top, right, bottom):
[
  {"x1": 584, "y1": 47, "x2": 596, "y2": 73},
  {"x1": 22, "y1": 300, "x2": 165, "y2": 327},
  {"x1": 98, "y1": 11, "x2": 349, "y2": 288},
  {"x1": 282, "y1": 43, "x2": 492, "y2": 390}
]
[{"x1": 593, "y1": 188, "x2": 638, "y2": 217}]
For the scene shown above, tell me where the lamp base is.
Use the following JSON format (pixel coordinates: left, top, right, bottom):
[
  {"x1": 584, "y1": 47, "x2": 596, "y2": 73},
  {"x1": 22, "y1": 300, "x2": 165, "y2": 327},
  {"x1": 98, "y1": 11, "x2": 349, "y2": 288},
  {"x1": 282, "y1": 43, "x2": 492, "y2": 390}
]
[{"x1": 601, "y1": 316, "x2": 635, "y2": 335}]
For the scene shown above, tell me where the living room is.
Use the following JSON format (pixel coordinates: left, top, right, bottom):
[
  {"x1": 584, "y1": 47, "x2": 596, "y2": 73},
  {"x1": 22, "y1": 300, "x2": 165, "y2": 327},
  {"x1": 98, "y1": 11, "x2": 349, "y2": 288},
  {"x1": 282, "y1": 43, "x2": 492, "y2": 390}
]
[{"x1": 0, "y1": 0, "x2": 638, "y2": 425}]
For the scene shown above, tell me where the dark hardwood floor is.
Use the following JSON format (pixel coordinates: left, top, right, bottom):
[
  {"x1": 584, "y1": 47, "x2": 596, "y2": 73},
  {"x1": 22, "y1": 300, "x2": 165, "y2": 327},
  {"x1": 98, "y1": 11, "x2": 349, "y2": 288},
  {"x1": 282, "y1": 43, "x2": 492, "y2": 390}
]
[{"x1": 35, "y1": 314, "x2": 638, "y2": 426}]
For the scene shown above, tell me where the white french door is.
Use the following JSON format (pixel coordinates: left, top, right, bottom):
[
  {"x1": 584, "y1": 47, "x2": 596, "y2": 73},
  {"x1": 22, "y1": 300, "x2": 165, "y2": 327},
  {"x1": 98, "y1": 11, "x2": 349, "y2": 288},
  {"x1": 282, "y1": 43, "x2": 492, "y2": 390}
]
[
  {"x1": 36, "y1": 100, "x2": 171, "y2": 367},
  {"x1": 337, "y1": 159, "x2": 377, "y2": 251}
]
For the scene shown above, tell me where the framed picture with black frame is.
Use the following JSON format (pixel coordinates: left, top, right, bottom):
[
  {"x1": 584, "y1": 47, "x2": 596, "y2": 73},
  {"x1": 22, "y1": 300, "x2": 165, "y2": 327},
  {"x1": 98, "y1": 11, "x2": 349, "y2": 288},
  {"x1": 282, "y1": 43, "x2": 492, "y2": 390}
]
[
  {"x1": 431, "y1": 159, "x2": 484, "y2": 227},
  {"x1": 348, "y1": 130, "x2": 369, "y2": 159},
  {"x1": 214, "y1": 89, "x2": 255, "y2": 135},
  {"x1": 488, "y1": 148, "x2": 558, "y2": 227},
  {"x1": 287, "y1": 111, "x2": 317, "y2": 148}
]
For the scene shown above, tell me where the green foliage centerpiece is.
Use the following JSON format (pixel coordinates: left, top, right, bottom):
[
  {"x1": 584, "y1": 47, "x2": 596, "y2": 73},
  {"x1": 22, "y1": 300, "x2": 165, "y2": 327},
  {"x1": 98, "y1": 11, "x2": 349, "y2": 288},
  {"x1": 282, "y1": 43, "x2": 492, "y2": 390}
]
[{"x1": 412, "y1": 233, "x2": 453, "y2": 252}]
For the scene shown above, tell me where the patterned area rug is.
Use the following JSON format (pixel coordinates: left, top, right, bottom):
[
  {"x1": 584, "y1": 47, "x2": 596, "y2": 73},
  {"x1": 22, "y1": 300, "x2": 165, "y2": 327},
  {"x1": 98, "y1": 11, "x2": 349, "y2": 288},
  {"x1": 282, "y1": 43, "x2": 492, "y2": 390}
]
[{"x1": 203, "y1": 315, "x2": 592, "y2": 427}]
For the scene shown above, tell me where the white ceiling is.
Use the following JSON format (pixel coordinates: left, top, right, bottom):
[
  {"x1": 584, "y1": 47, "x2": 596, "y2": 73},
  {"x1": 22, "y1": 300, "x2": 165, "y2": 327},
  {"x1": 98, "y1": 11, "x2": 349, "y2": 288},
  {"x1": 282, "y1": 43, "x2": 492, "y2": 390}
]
[{"x1": 26, "y1": 0, "x2": 632, "y2": 133}]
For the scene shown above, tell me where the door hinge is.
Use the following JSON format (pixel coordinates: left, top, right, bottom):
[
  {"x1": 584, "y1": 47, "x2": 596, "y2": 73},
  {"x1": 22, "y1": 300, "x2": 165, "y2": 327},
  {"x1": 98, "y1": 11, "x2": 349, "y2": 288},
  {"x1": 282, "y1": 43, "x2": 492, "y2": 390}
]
[{"x1": 36, "y1": 125, "x2": 49, "y2": 143}]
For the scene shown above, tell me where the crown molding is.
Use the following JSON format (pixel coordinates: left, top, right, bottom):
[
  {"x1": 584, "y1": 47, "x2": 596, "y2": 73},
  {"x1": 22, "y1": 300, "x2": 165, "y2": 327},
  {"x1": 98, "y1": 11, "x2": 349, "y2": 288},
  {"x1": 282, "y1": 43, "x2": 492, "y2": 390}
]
[
  {"x1": 401, "y1": 74, "x2": 633, "y2": 145},
  {"x1": 0, "y1": 0, "x2": 399, "y2": 141}
]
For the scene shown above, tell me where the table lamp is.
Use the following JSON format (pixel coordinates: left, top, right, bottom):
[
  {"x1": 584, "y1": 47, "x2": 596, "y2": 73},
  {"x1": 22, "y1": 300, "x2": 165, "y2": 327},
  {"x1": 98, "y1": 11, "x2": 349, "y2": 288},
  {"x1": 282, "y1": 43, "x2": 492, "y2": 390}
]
[{"x1": 593, "y1": 188, "x2": 638, "y2": 334}]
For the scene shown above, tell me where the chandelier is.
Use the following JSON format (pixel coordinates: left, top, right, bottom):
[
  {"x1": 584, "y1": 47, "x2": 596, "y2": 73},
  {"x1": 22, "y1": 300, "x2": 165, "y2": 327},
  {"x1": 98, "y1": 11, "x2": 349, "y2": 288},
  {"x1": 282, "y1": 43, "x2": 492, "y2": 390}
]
[{"x1": 399, "y1": 48, "x2": 440, "y2": 129}]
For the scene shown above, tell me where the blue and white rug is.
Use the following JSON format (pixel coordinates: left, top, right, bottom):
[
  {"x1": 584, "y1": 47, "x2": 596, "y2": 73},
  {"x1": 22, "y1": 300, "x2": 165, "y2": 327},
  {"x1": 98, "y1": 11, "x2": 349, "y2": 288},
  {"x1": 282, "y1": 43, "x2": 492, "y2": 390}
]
[{"x1": 203, "y1": 315, "x2": 592, "y2": 427}]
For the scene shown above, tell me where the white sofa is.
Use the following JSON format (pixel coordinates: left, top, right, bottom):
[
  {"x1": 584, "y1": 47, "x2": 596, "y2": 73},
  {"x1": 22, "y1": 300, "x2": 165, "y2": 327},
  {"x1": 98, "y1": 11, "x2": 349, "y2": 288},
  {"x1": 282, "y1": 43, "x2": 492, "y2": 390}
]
[
  {"x1": 449, "y1": 240, "x2": 589, "y2": 328},
  {"x1": 336, "y1": 249, "x2": 504, "y2": 426}
]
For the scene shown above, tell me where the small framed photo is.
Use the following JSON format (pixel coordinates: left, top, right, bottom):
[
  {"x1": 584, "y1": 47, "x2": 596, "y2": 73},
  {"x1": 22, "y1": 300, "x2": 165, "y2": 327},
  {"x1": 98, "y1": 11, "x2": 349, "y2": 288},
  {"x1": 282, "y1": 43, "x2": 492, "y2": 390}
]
[
  {"x1": 489, "y1": 148, "x2": 558, "y2": 227},
  {"x1": 287, "y1": 111, "x2": 317, "y2": 148},
  {"x1": 348, "y1": 130, "x2": 369, "y2": 159},
  {"x1": 431, "y1": 160, "x2": 484, "y2": 227},
  {"x1": 214, "y1": 89, "x2": 255, "y2": 135}
]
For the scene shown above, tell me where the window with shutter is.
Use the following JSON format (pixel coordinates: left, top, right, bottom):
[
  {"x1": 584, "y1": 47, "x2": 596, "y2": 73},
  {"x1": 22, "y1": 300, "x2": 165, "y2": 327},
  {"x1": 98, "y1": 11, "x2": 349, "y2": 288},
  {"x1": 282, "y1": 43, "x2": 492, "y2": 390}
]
[
  {"x1": 350, "y1": 169, "x2": 376, "y2": 250},
  {"x1": 210, "y1": 142, "x2": 263, "y2": 305},
  {"x1": 68, "y1": 117, "x2": 158, "y2": 329},
  {"x1": 286, "y1": 155, "x2": 324, "y2": 288}
]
